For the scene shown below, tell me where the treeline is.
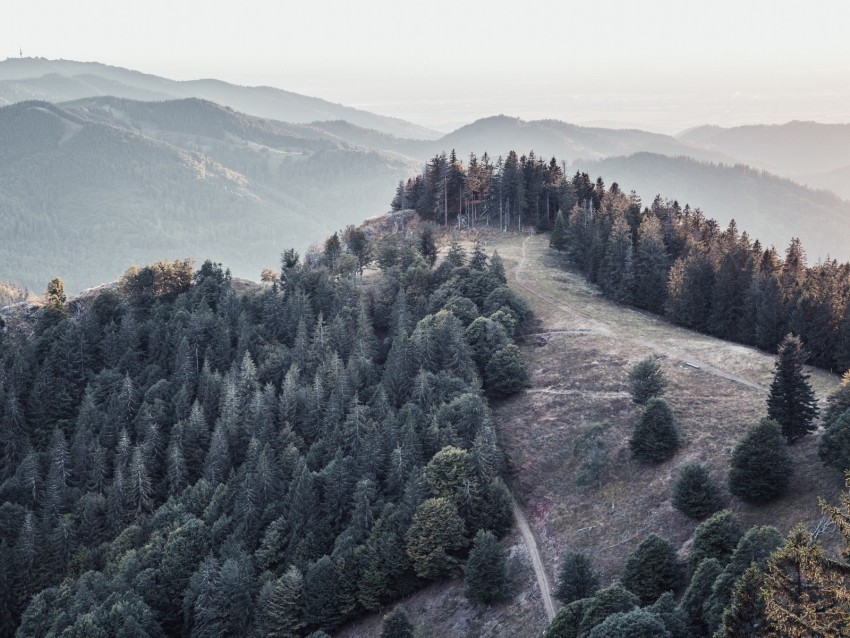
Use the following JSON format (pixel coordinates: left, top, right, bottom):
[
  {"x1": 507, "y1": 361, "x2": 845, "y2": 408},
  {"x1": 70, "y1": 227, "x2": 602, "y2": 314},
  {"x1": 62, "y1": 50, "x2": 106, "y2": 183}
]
[
  {"x1": 0, "y1": 228, "x2": 530, "y2": 637},
  {"x1": 552, "y1": 186, "x2": 850, "y2": 370},
  {"x1": 393, "y1": 149, "x2": 850, "y2": 370},
  {"x1": 392, "y1": 149, "x2": 579, "y2": 231}
]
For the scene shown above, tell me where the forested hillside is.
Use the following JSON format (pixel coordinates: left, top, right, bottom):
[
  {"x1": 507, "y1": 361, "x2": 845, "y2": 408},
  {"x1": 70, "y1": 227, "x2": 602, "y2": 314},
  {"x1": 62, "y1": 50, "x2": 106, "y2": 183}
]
[
  {"x1": 0, "y1": 99, "x2": 416, "y2": 292},
  {"x1": 0, "y1": 226, "x2": 532, "y2": 636},
  {"x1": 398, "y1": 150, "x2": 850, "y2": 371}
]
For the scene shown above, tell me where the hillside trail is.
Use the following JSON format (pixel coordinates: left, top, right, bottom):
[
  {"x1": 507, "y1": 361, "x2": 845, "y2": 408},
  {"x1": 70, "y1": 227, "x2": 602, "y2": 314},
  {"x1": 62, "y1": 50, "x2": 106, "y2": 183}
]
[
  {"x1": 515, "y1": 235, "x2": 768, "y2": 393},
  {"x1": 513, "y1": 499, "x2": 557, "y2": 622}
]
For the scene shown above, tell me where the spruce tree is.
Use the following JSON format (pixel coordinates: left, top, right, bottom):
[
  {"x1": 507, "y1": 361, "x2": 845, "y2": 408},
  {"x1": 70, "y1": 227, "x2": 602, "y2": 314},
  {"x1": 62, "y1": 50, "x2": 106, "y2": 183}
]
[
  {"x1": 464, "y1": 530, "x2": 508, "y2": 604},
  {"x1": 555, "y1": 551, "x2": 599, "y2": 604},
  {"x1": 484, "y1": 344, "x2": 530, "y2": 397},
  {"x1": 621, "y1": 533, "x2": 683, "y2": 605},
  {"x1": 679, "y1": 558, "x2": 722, "y2": 634},
  {"x1": 688, "y1": 510, "x2": 742, "y2": 571},
  {"x1": 405, "y1": 497, "x2": 467, "y2": 579},
  {"x1": 629, "y1": 398, "x2": 681, "y2": 464},
  {"x1": 550, "y1": 211, "x2": 568, "y2": 252},
  {"x1": 823, "y1": 370, "x2": 850, "y2": 429},
  {"x1": 728, "y1": 418, "x2": 793, "y2": 505},
  {"x1": 381, "y1": 608, "x2": 414, "y2": 638},
  {"x1": 633, "y1": 216, "x2": 669, "y2": 314},
  {"x1": 671, "y1": 462, "x2": 724, "y2": 520},
  {"x1": 767, "y1": 334, "x2": 819, "y2": 443},
  {"x1": 628, "y1": 356, "x2": 667, "y2": 405},
  {"x1": 719, "y1": 564, "x2": 767, "y2": 638},
  {"x1": 577, "y1": 584, "x2": 640, "y2": 637},
  {"x1": 586, "y1": 609, "x2": 671, "y2": 638}
]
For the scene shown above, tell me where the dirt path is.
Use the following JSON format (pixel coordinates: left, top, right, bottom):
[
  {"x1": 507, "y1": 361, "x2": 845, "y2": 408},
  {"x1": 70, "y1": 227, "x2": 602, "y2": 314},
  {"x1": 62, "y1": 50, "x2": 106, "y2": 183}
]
[
  {"x1": 515, "y1": 235, "x2": 768, "y2": 393},
  {"x1": 513, "y1": 500, "x2": 557, "y2": 622}
]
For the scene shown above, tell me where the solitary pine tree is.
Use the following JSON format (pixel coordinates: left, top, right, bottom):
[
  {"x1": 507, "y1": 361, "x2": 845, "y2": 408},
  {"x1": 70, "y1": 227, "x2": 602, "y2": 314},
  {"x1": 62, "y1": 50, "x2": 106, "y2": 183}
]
[
  {"x1": 767, "y1": 334, "x2": 819, "y2": 443},
  {"x1": 630, "y1": 398, "x2": 681, "y2": 464},
  {"x1": 550, "y1": 211, "x2": 568, "y2": 252},
  {"x1": 628, "y1": 357, "x2": 667, "y2": 405},
  {"x1": 671, "y1": 462, "x2": 724, "y2": 520},
  {"x1": 464, "y1": 530, "x2": 509, "y2": 604},
  {"x1": 729, "y1": 418, "x2": 793, "y2": 505}
]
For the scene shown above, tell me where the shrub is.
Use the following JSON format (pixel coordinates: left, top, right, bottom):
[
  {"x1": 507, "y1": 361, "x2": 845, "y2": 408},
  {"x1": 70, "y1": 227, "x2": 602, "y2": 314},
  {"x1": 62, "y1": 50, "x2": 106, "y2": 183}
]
[
  {"x1": 630, "y1": 398, "x2": 681, "y2": 464},
  {"x1": 728, "y1": 418, "x2": 793, "y2": 505},
  {"x1": 671, "y1": 462, "x2": 725, "y2": 520}
]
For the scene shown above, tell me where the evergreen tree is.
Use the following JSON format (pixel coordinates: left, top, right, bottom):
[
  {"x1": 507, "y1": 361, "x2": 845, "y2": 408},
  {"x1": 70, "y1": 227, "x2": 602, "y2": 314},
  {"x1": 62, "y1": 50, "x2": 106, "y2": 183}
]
[
  {"x1": 621, "y1": 533, "x2": 683, "y2": 605},
  {"x1": 719, "y1": 564, "x2": 768, "y2": 638},
  {"x1": 484, "y1": 344, "x2": 530, "y2": 397},
  {"x1": 633, "y1": 216, "x2": 669, "y2": 313},
  {"x1": 550, "y1": 211, "x2": 568, "y2": 252},
  {"x1": 628, "y1": 356, "x2": 667, "y2": 405},
  {"x1": 824, "y1": 371, "x2": 850, "y2": 429},
  {"x1": 577, "y1": 584, "x2": 640, "y2": 637},
  {"x1": 680, "y1": 557, "x2": 722, "y2": 635},
  {"x1": 381, "y1": 608, "x2": 414, "y2": 638},
  {"x1": 767, "y1": 334, "x2": 819, "y2": 443},
  {"x1": 555, "y1": 551, "x2": 599, "y2": 605},
  {"x1": 586, "y1": 608, "x2": 671, "y2": 638},
  {"x1": 688, "y1": 510, "x2": 743, "y2": 571},
  {"x1": 671, "y1": 462, "x2": 725, "y2": 520},
  {"x1": 252, "y1": 566, "x2": 305, "y2": 638},
  {"x1": 629, "y1": 398, "x2": 681, "y2": 464},
  {"x1": 405, "y1": 497, "x2": 467, "y2": 579},
  {"x1": 464, "y1": 530, "x2": 509, "y2": 604},
  {"x1": 728, "y1": 418, "x2": 793, "y2": 505}
]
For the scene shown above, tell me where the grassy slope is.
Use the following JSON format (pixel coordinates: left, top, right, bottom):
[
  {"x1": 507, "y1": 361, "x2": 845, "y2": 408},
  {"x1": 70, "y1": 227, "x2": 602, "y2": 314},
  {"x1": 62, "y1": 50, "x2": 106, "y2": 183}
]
[{"x1": 336, "y1": 230, "x2": 843, "y2": 638}]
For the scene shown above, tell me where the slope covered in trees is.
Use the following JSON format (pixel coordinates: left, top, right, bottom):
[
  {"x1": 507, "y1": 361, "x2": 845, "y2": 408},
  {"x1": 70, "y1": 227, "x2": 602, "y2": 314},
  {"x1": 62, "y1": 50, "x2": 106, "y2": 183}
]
[
  {"x1": 0, "y1": 228, "x2": 529, "y2": 637},
  {"x1": 397, "y1": 149, "x2": 850, "y2": 371},
  {"x1": 0, "y1": 99, "x2": 416, "y2": 292}
]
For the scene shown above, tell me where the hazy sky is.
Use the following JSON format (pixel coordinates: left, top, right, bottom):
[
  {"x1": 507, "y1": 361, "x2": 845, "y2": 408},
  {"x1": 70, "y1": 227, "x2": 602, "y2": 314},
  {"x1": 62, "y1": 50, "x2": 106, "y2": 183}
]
[{"x1": 4, "y1": 0, "x2": 850, "y2": 132}]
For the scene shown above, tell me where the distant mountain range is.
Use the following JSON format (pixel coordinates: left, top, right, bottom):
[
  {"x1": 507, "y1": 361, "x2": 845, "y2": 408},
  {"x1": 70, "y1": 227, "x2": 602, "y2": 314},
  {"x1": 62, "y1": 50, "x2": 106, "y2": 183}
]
[
  {"x1": 1, "y1": 58, "x2": 849, "y2": 293},
  {"x1": 0, "y1": 58, "x2": 440, "y2": 140}
]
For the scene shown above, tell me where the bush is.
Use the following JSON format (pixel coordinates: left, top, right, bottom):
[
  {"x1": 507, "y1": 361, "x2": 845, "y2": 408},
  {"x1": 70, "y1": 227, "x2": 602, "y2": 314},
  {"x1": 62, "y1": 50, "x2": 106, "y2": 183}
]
[
  {"x1": 671, "y1": 462, "x2": 724, "y2": 520},
  {"x1": 464, "y1": 530, "x2": 509, "y2": 604},
  {"x1": 688, "y1": 510, "x2": 742, "y2": 571},
  {"x1": 621, "y1": 533, "x2": 683, "y2": 605},
  {"x1": 629, "y1": 398, "x2": 681, "y2": 464},
  {"x1": 728, "y1": 418, "x2": 793, "y2": 505},
  {"x1": 628, "y1": 356, "x2": 667, "y2": 405},
  {"x1": 555, "y1": 551, "x2": 600, "y2": 605}
]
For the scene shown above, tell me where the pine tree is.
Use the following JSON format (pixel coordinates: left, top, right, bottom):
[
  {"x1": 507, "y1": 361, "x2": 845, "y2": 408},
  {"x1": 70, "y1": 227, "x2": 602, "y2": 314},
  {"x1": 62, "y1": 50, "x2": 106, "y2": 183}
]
[
  {"x1": 550, "y1": 211, "x2": 568, "y2": 252},
  {"x1": 633, "y1": 216, "x2": 669, "y2": 313},
  {"x1": 381, "y1": 608, "x2": 414, "y2": 638},
  {"x1": 484, "y1": 344, "x2": 530, "y2": 397},
  {"x1": 405, "y1": 497, "x2": 467, "y2": 579},
  {"x1": 679, "y1": 558, "x2": 722, "y2": 634},
  {"x1": 621, "y1": 534, "x2": 683, "y2": 606},
  {"x1": 629, "y1": 398, "x2": 681, "y2": 464},
  {"x1": 586, "y1": 608, "x2": 671, "y2": 638},
  {"x1": 719, "y1": 564, "x2": 768, "y2": 638},
  {"x1": 767, "y1": 334, "x2": 819, "y2": 443},
  {"x1": 671, "y1": 462, "x2": 724, "y2": 520},
  {"x1": 464, "y1": 530, "x2": 508, "y2": 604},
  {"x1": 628, "y1": 356, "x2": 667, "y2": 405},
  {"x1": 577, "y1": 584, "x2": 641, "y2": 637},
  {"x1": 688, "y1": 510, "x2": 742, "y2": 571},
  {"x1": 303, "y1": 555, "x2": 341, "y2": 631},
  {"x1": 729, "y1": 418, "x2": 793, "y2": 505},
  {"x1": 555, "y1": 551, "x2": 599, "y2": 604},
  {"x1": 818, "y1": 408, "x2": 850, "y2": 472}
]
